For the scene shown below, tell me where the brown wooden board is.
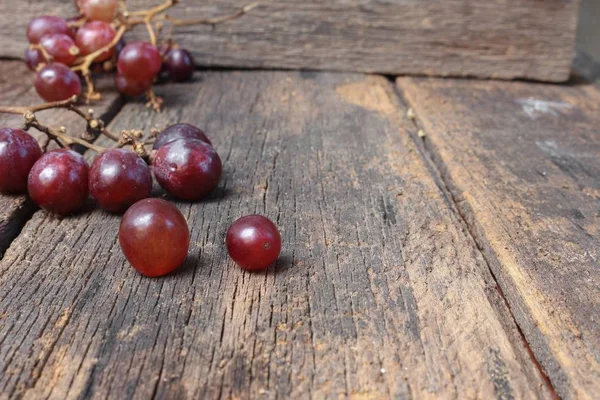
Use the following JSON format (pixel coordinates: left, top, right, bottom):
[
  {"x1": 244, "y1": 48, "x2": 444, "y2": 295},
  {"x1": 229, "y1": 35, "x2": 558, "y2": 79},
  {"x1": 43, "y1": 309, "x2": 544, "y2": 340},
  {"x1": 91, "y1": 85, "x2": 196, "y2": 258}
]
[
  {"x1": 0, "y1": 61, "x2": 123, "y2": 256},
  {"x1": 0, "y1": 72, "x2": 552, "y2": 398},
  {"x1": 397, "y1": 76, "x2": 600, "y2": 399},
  {"x1": 1, "y1": 0, "x2": 580, "y2": 82}
]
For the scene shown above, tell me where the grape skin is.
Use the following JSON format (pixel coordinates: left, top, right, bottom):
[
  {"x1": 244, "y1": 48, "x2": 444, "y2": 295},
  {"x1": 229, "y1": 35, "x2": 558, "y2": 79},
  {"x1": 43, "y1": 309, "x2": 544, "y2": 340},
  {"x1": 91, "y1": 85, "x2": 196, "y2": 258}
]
[
  {"x1": 0, "y1": 128, "x2": 43, "y2": 194},
  {"x1": 119, "y1": 198, "x2": 190, "y2": 277},
  {"x1": 226, "y1": 215, "x2": 282, "y2": 271},
  {"x1": 28, "y1": 149, "x2": 89, "y2": 216}
]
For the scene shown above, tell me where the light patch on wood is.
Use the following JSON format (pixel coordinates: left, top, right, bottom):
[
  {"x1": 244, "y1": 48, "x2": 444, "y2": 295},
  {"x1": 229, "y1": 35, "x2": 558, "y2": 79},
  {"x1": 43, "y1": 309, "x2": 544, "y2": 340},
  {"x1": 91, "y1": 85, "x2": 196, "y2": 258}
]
[
  {"x1": 516, "y1": 98, "x2": 573, "y2": 120},
  {"x1": 336, "y1": 78, "x2": 396, "y2": 116}
]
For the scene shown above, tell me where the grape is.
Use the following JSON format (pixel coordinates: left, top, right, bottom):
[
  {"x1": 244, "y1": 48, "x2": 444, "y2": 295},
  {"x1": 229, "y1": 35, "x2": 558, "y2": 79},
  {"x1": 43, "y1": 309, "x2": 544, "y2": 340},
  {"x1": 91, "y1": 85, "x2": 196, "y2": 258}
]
[
  {"x1": 0, "y1": 128, "x2": 43, "y2": 194},
  {"x1": 114, "y1": 73, "x2": 151, "y2": 97},
  {"x1": 119, "y1": 198, "x2": 190, "y2": 277},
  {"x1": 76, "y1": 21, "x2": 116, "y2": 62},
  {"x1": 226, "y1": 215, "x2": 282, "y2": 271},
  {"x1": 115, "y1": 38, "x2": 126, "y2": 57},
  {"x1": 163, "y1": 48, "x2": 194, "y2": 82},
  {"x1": 34, "y1": 63, "x2": 81, "y2": 102},
  {"x1": 89, "y1": 149, "x2": 152, "y2": 212},
  {"x1": 153, "y1": 139, "x2": 222, "y2": 200},
  {"x1": 153, "y1": 123, "x2": 211, "y2": 150},
  {"x1": 40, "y1": 33, "x2": 80, "y2": 66},
  {"x1": 24, "y1": 48, "x2": 46, "y2": 71},
  {"x1": 27, "y1": 16, "x2": 72, "y2": 44},
  {"x1": 117, "y1": 42, "x2": 162, "y2": 83},
  {"x1": 28, "y1": 149, "x2": 89, "y2": 215},
  {"x1": 81, "y1": 0, "x2": 118, "y2": 22}
]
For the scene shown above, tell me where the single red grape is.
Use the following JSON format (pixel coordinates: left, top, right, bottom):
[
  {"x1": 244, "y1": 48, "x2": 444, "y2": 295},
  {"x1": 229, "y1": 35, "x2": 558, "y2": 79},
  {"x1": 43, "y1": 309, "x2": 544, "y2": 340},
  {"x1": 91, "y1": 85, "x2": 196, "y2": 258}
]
[
  {"x1": 114, "y1": 73, "x2": 151, "y2": 97},
  {"x1": 119, "y1": 198, "x2": 190, "y2": 277},
  {"x1": 34, "y1": 63, "x2": 81, "y2": 102},
  {"x1": 153, "y1": 123, "x2": 211, "y2": 150},
  {"x1": 81, "y1": 0, "x2": 118, "y2": 22},
  {"x1": 0, "y1": 128, "x2": 43, "y2": 194},
  {"x1": 76, "y1": 21, "x2": 116, "y2": 62},
  {"x1": 40, "y1": 33, "x2": 80, "y2": 66},
  {"x1": 163, "y1": 48, "x2": 194, "y2": 82},
  {"x1": 226, "y1": 215, "x2": 282, "y2": 271},
  {"x1": 27, "y1": 16, "x2": 72, "y2": 44},
  {"x1": 117, "y1": 42, "x2": 162, "y2": 83},
  {"x1": 28, "y1": 149, "x2": 89, "y2": 215},
  {"x1": 153, "y1": 139, "x2": 222, "y2": 200},
  {"x1": 89, "y1": 149, "x2": 152, "y2": 212},
  {"x1": 24, "y1": 47, "x2": 46, "y2": 71}
]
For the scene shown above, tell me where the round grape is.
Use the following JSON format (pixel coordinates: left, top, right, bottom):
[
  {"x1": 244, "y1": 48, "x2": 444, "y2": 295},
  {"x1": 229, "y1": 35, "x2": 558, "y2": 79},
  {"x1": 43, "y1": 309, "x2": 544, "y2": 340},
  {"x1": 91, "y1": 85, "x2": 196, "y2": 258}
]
[
  {"x1": 226, "y1": 215, "x2": 282, "y2": 271},
  {"x1": 28, "y1": 149, "x2": 89, "y2": 215},
  {"x1": 153, "y1": 123, "x2": 211, "y2": 150},
  {"x1": 76, "y1": 21, "x2": 116, "y2": 62},
  {"x1": 117, "y1": 42, "x2": 162, "y2": 83},
  {"x1": 81, "y1": 0, "x2": 118, "y2": 22},
  {"x1": 153, "y1": 139, "x2": 222, "y2": 200},
  {"x1": 119, "y1": 198, "x2": 190, "y2": 277},
  {"x1": 40, "y1": 33, "x2": 80, "y2": 66},
  {"x1": 0, "y1": 128, "x2": 43, "y2": 194},
  {"x1": 163, "y1": 48, "x2": 194, "y2": 82},
  {"x1": 114, "y1": 73, "x2": 150, "y2": 97},
  {"x1": 24, "y1": 48, "x2": 46, "y2": 71},
  {"x1": 89, "y1": 149, "x2": 152, "y2": 212},
  {"x1": 34, "y1": 63, "x2": 81, "y2": 102},
  {"x1": 27, "y1": 16, "x2": 72, "y2": 44}
]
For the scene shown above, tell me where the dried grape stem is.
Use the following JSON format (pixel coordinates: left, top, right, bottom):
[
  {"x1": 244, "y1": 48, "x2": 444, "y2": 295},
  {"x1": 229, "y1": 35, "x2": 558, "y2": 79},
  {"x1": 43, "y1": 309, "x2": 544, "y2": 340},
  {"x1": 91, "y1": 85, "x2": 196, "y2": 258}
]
[
  {"x1": 0, "y1": 97, "x2": 119, "y2": 148},
  {"x1": 24, "y1": 114, "x2": 107, "y2": 153}
]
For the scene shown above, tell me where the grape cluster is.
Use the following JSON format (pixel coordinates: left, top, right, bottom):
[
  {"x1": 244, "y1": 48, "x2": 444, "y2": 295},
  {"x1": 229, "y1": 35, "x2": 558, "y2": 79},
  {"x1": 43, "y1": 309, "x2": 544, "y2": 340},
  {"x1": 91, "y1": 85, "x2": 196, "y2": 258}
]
[
  {"x1": 0, "y1": 123, "x2": 281, "y2": 276},
  {"x1": 25, "y1": 0, "x2": 197, "y2": 105}
]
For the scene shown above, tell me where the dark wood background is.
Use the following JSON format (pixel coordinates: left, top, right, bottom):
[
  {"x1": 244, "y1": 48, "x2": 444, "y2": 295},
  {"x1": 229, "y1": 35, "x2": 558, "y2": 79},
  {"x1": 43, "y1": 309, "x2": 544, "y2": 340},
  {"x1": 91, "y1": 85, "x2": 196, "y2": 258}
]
[{"x1": 0, "y1": 0, "x2": 580, "y2": 82}]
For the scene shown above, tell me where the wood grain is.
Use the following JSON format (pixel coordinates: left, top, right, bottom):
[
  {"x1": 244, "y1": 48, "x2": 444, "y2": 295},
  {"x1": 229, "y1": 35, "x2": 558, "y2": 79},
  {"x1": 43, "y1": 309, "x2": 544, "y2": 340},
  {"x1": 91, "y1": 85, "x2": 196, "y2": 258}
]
[
  {"x1": 397, "y1": 76, "x2": 600, "y2": 399},
  {"x1": 0, "y1": 61, "x2": 123, "y2": 256},
  {"x1": 0, "y1": 0, "x2": 580, "y2": 82},
  {"x1": 0, "y1": 72, "x2": 551, "y2": 398}
]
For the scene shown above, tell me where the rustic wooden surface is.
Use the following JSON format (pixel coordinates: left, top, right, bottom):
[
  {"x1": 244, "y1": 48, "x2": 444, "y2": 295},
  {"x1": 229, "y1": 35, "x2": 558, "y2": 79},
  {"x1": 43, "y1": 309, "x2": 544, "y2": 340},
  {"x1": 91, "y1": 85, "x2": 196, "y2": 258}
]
[
  {"x1": 0, "y1": 61, "x2": 123, "y2": 256},
  {"x1": 0, "y1": 0, "x2": 579, "y2": 82},
  {"x1": 0, "y1": 71, "x2": 556, "y2": 399},
  {"x1": 397, "y1": 76, "x2": 600, "y2": 399}
]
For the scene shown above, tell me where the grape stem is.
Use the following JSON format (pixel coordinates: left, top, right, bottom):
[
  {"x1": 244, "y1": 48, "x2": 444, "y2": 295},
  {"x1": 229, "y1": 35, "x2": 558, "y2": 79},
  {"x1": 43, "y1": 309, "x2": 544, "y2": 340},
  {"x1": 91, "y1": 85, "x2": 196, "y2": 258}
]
[
  {"x1": 0, "y1": 96, "x2": 122, "y2": 152},
  {"x1": 66, "y1": 0, "x2": 258, "y2": 110}
]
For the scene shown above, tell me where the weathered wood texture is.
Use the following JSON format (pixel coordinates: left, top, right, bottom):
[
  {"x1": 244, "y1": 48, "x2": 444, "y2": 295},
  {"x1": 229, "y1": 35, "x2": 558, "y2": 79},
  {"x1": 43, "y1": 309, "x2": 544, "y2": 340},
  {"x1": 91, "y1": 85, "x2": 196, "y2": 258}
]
[
  {"x1": 397, "y1": 77, "x2": 600, "y2": 399},
  {"x1": 0, "y1": 61, "x2": 122, "y2": 256},
  {"x1": 0, "y1": 72, "x2": 551, "y2": 399},
  {"x1": 1, "y1": 0, "x2": 580, "y2": 82}
]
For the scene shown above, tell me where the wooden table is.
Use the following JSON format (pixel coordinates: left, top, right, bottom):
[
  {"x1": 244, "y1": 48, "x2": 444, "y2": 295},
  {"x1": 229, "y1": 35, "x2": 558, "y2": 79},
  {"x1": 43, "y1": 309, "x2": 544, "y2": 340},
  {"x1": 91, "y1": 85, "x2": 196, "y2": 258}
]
[{"x1": 1, "y1": 58, "x2": 599, "y2": 399}]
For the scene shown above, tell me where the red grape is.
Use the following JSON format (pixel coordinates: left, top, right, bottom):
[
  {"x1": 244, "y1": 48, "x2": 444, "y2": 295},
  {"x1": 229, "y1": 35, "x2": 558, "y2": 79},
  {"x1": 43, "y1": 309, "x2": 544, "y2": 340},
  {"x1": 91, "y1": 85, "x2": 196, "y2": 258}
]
[
  {"x1": 76, "y1": 21, "x2": 116, "y2": 62},
  {"x1": 28, "y1": 149, "x2": 89, "y2": 215},
  {"x1": 153, "y1": 139, "x2": 222, "y2": 200},
  {"x1": 34, "y1": 63, "x2": 81, "y2": 102},
  {"x1": 24, "y1": 48, "x2": 46, "y2": 71},
  {"x1": 40, "y1": 33, "x2": 80, "y2": 66},
  {"x1": 119, "y1": 198, "x2": 190, "y2": 277},
  {"x1": 81, "y1": 0, "x2": 118, "y2": 22},
  {"x1": 226, "y1": 215, "x2": 282, "y2": 271},
  {"x1": 163, "y1": 48, "x2": 194, "y2": 82},
  {"x1": 153, "y1": 123, "x2": 211, "y2": 150},
  {"x1": 89, "y1": 149, "x2": 152, "y2": 212},
  {"x1": 114, "y1": 73, "x2": 150, "y2": 97},
  {"x1": 0, "y1": 128, "x2": 43, "y2": 194},
  {"x1": 117, "y1": 42, "x2": 162, "y2": 83},
  {"x1": 27, "y1": 16, "x2": 72, "y2": 44}
]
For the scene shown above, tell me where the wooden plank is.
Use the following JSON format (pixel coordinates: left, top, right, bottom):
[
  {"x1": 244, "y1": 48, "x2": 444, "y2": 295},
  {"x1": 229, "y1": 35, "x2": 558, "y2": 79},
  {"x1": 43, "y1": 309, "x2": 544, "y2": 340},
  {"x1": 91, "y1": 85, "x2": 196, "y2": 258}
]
[
  {"x1": 0, "y1": 61, "x2": 123, "y2": 256},
  {"x1": 397, "y1": 76, "x2": 600, "y2": 399},
  {"x1": 0, "y1": 71, "x2": 551, "y2": 398},
  {"x1": 0, "y1": 0, "x2": 579, "y2": 82}
]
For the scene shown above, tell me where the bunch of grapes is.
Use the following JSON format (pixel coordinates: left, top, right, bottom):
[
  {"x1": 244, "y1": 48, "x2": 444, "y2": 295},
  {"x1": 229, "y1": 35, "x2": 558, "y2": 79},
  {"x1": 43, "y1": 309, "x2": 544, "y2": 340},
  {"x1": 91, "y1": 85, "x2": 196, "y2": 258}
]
[
  {"x1": 0, "y1": 120, "x2": 282, "y2": 276},
  {"x1": 24, "y1": 0, "x2": 228, "y2": 108}
]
